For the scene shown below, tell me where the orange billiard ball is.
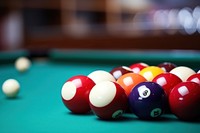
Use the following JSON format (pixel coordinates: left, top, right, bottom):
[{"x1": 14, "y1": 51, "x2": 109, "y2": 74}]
[{"x1": 117, "y1": 73, "x2": 147, "y2": 96}]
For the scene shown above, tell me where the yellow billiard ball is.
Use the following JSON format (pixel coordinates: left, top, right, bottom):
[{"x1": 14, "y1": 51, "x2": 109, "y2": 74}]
[{"x1": 139, "y1": 66, "x2": 165, "y2": 81}]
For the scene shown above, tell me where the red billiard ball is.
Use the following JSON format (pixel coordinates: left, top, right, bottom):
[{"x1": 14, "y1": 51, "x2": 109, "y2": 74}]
[
  {"x1": 129, "y1": 62, "x2": 148, "y2": 74},
  {"x1": 169, "y1": 82, "x2": 200, "y2": 121},
  {"x1": 117, "y1": 73, "x2": 147, "y2": 96},
  {"x1": 170, "y1": 66, "x2": 196, "y2": 81},
  {"x1": 110, "y1": 66, "x2": 133, "y2": 80},
  {"x1": 158, "y1": 62, "x2": 177, "y2": 72},
  {"x1": 61, "y1": 75, "x2": 95, "y2": 114},
  {"x1": 128, "y1": 82, "x2": 166, "y2": 120},
  {"x1": 187, "y1": 73, "x2": 200, "y2": 85},
  {"x1": 89, "y1": 81, "x2": 128, "y2": 119},
  {"x1": 152, "y1": 73, "x2": 182, "y2": 98},
  {"x1": 152, "y1": 73, "x2": 182, "y2": 112},
  {"x1": 198, "y1": 70, "x2": 200, "y2": 73}
]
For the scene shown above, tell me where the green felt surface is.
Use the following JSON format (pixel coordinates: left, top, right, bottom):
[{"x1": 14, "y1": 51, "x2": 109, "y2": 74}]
[{"x1": 0, "y1": 50, "x2": 200, "y2": 133}]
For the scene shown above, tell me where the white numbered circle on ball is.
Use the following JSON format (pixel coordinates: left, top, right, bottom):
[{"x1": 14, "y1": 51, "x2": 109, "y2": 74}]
[
  {"x1": 61, "y1": 81, "x2": 76, "y2": 101},
  {"x1": 138, "y1": 85, "x2": 151, "y2": 98}
]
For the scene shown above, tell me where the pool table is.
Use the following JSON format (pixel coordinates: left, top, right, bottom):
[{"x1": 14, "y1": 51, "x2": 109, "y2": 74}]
[{"x1": 0, "y1": 49, "x2": 200, "y2": 133}]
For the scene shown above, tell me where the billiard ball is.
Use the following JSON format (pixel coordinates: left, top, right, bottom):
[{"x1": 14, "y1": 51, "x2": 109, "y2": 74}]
[
  {"x1": 110, "y1": 66, "x2": 133, "y2": 80},
  {"x1": 88, "y1": 70, "x2": 116, "y2": 84},
  {"x1": 61, "y1": 75, "x2": 95, "y2": 114},
  {"x1": 89, "y1": 81, "x2": 128, "y2": 119},
  {"x1": 2, "y1": 79, "x2": 20, "y2": 98},
  {"x1": 139, "y1": 66, "x2": 165, "y2": 81},
  {"x1": 170, "y1": 66, "x2": 196, "y2": 81},
  {"x1": 152, "y1": 73, "x2": 182, "y2": 112},
  {"x1": 169, "y1": 82, "x2": 200, "y2": 121},
  {"x1": 158, "y1": 62, "x2": 177, "y2": 72},
  {"x1": 187, "y1": 73, "x2": 200, "y2": 85},
  {"x1": 152, "y1": 73, "x2": 182, "y2": 98},
  {"x1": 15, "y1": 57, "x2": 31, "y2": 72},
  {"x1": 129, "y1": 62, "x2": 148, "y2": 74},
  {"x1": 117, "y1": 73, "x2": 147, "y2": 96},
  {"x1": 128, "y1": 82, "x2": 166, "y2": 119}
]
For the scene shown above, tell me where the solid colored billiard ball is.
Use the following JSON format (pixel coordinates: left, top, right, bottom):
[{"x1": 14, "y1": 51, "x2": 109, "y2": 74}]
[
  {"x1": 89, "y1": 81, "x2": 128, "y2": 119},
  {"x1": 158, "y1": 62, "x2": 177, "y2": 72},
  {"x1": 169, "y1": 82, "x2": 200, "y2": 121},
  {"x1": 129, "y1": 62, "x2": 148, "y2": 74},
  {"x1": 152, "y1": 73, "x2": 182, "y2": 112},
  {"x1": 15, "y1": 57, "x2": 31, "y2": 72},
  {"x1": 117, "y1": 73, "x2": 147, "y2": 96},
  {"x1": 139, "y1": 66, "x2": 165, "y2": 81},
  {"x1": 88, "y1": 70, "x2": 116, "y2": 84},
  {"x1": 129, "y1": 82, "x2": 166, "y2": 119},
  {"x1": 187, "y1": 73, "x2": 200, "y2": 85},
  {"x1": 2, "y1": 79, "x2": 20, "y2": 98},
  {"x1": 110, "y1": 66, "x2": 132, "y2": 80},
  {"x1": 152, "y1": 73, "x2": 182, "y2": 98},
  {"x1": 61, "y1": 75, "x2": 95, "y2": 114},
  {"x1": 170, "y1": 66, "x2": 196, "y2": 81}
]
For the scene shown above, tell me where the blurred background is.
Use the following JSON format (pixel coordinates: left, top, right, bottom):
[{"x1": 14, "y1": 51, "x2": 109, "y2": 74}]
[{"x1": 0, "y1": 0, "x2": 200, "y2": 51}]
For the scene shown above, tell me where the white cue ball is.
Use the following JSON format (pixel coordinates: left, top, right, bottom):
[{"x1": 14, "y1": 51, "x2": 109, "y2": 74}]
[
  {"x1": 2, "y1": 79, "x2": 20, "y2": 98},
  {"x1": 88, "y1": 70, "x2": 116, "y2": 84},
  {"x1": 170, "y1": 66, "x2": 196, "y2": 82},
  {"x1": 15, "y1": 57, "x2": 31, "y2": 72}
]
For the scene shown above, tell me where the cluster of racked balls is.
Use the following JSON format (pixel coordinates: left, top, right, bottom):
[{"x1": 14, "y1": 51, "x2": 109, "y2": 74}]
[{"x1": 61, "y1": 62, "x2": 200, "y2": 121}]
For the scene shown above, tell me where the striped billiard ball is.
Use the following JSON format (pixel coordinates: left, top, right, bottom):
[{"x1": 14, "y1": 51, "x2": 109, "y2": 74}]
[
  {"x1": 61, "y1": 75, "x2": 95, "y2": 114},
  {"x1": 89, "y1": 81, "x2": 128, "y2": 119}
]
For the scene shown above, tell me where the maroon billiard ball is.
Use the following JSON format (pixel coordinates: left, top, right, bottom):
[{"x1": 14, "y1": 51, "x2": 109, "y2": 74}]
[
  {"x1": 110, "y1": 66, "x2": 133, "y2": 80},
  {"x1": 187, "y1": 73, "x2": 200, "y2": 85},
  {"x1": 158, "y1": 62, "x2": 177, "y2": 72},
  {"x1": 61, "y1": 75, "x2": 95, "y2": 114},
  {"x1": 89, "y1": 81, "x2": 128, "y2": 119},
  {"x1": 169, "y1": 82, "x2": 200, "y2": 121},
  {"x1": 129, "y1": 62, "x2": 148, "y2": 74}
]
